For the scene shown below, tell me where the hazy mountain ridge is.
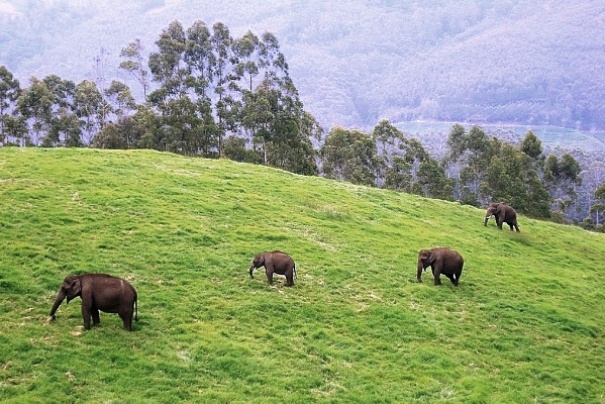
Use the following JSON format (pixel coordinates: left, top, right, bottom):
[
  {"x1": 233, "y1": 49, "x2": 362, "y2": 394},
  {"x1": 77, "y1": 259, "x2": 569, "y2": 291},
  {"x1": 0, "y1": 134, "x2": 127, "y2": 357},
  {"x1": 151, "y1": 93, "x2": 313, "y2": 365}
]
[{"x1": 1, "y1": 0, "x2": 603, "y2": 131}]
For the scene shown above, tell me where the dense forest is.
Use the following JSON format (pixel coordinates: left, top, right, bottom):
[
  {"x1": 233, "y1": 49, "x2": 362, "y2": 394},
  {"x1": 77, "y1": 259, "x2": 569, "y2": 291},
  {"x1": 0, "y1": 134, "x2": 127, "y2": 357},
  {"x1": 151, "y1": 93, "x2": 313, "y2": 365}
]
[
  {"x1": 1, "y1": 1, "x2": 605, "y2": 130},
  {"x1": 1, "y1": 19, "x2": 604, "y2": 230}
]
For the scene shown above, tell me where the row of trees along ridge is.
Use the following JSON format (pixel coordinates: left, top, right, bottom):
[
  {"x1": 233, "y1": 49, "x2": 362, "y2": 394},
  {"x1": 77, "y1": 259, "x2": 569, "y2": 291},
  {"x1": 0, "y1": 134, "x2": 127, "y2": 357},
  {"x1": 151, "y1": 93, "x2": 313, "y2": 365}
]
[{"x1": 0, "y1": 20, "x2": 603, "y2": 229}]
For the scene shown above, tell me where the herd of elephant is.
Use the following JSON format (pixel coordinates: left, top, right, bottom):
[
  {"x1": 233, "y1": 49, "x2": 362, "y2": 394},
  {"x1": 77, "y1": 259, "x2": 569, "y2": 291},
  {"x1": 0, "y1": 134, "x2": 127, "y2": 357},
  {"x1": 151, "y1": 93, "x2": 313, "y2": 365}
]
[{"x1": 48, "y1": 202, "x2": 519, "y2": 331}]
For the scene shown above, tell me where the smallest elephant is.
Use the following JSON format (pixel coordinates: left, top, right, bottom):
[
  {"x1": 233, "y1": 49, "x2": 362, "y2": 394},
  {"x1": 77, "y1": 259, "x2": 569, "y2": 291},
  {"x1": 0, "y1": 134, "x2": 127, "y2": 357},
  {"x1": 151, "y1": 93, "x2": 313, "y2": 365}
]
[
  {"x1": 484, "y1": 202, "x2": 520, "y2": 232},
  {"x1": 417, "y1": 247, "x2": 464, "y2": 286},
  {"x1": 249, "y1": 251, "x2": 297, "y2": 286}
]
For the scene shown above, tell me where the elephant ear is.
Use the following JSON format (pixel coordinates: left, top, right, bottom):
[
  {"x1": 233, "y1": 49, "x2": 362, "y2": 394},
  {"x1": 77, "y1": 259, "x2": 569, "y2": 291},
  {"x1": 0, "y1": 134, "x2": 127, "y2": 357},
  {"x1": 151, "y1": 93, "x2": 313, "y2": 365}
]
[
  {"x1": 427, "y1": 250, "x2": 437, "y2": 264},
  {"x1": 253, "y1": 253, "x2": 265, "y2": 267},
  {"x1": 65, "y1": 277, "x2": 81, "y2": 301}
]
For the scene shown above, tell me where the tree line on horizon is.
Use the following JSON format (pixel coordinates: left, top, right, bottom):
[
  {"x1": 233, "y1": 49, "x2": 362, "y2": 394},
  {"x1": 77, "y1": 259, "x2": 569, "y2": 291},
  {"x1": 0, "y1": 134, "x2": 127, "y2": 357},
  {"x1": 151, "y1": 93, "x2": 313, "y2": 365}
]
[{"x1": 0, "y1": 19, "x2": 603, "y2": 230}]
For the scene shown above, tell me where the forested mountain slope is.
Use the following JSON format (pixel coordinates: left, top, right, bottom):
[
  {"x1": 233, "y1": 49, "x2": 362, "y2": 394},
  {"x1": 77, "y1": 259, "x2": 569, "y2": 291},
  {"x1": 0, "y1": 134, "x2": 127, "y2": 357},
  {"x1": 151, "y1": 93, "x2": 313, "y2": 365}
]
[
  {"x1": 1, "y1": 148, "x2": 604, "y2": 402},
  {"x1": 1, "y1": 0, "x2": 604, "y2": 130}
]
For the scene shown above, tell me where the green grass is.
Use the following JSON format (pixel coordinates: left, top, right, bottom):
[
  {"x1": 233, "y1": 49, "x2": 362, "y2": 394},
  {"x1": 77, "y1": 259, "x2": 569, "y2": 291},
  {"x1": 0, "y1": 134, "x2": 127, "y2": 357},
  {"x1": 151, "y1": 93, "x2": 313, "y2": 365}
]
[{"x1": 1, "y1": 147, "x2": 604, "y2": 403}]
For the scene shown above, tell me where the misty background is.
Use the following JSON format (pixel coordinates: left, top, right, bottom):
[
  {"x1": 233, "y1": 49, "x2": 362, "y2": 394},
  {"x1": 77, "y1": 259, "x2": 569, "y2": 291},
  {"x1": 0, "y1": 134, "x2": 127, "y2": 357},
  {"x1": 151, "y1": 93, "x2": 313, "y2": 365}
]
[{"x1": 2, "y1": 0, "x2": 604, "y2": 135}]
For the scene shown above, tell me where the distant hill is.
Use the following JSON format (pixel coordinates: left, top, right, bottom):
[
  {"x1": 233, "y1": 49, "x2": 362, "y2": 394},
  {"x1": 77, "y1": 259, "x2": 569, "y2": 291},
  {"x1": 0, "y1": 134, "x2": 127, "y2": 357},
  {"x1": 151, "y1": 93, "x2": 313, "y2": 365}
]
[{"x1": 1, "y1": 0, "x2": 604, "y2": 132}]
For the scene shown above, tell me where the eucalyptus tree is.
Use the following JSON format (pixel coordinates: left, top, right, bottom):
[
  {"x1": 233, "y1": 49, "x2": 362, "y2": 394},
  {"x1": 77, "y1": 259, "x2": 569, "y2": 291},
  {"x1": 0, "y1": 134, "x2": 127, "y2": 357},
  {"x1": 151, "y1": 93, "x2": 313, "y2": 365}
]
[
  {"x1": 210, "y1": 22, "x2": 237, "y2": 156},
  {"x1": 16, "y1": 77, "x2": 54, "y2": 146},
  {"x1": 93, "y1": 116, "x2": 146, "y2": 150},
  {"x1": 260, "y1": 83, "x2": 319, "y2": 175},
  {"x1": 40, "y1": 75, "x2": 82, "y2": 146},
  {"x1": 74, "y1": 80, "x2": 106, "y2": 145},
  {"x1": 105, "y1": 80, "x2": 136, "y2": 120},
  {"x1": 446, "y1": 124, "x2": 499, "y2": 206},
  {"x1": 543, "y1": 152, "x2": 582, "y2": 217},
  {"x1": 147, "y1": 20, "x2": 221, "y2": 155},
  {"x1": 446, "y1": 125, "x2": 552, "y2": 215},
  {"x1": 416, "y1": 158, "x2": 455, "y2": 201},
  {"x1": 231, "y1": 29, "x2": 318, "y2": 174},
  {"x1": 321, "y1": 127, "x2": 379, "y2": 186},
  {"x1": 591, "y1": 183, "x2": 605, "y2": 226},
  {"x1": 119, "y1": 39, "x2": 150, "y2": 98},
  {"x1": 147, "y1": 20, "x2": 189, "y2": 152},
  {"x1": 0, "y1": 66, "x2": 21, "y2": 145},
  {"x1": 232, "y1": 31, "x2": 261, "y2": 92},
  {"x1": 370, "y1": 119, "x2": 452, "y2": 198}
]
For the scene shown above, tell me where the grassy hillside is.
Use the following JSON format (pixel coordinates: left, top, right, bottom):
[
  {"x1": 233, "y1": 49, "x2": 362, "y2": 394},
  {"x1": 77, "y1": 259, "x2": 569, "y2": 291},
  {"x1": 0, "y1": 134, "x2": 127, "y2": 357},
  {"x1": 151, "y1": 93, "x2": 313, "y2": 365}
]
[{"x1": 1, "y1": 148, "x2": 604, "y2": 403}]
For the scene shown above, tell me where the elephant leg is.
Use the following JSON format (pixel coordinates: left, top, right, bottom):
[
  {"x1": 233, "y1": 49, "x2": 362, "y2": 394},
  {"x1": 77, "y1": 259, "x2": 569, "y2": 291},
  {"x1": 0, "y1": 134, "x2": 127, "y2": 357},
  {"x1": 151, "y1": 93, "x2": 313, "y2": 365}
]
[
  {"x1": 285, "y1": 269, "x2": 294, "y2": 287},
  {"x1": 454, "y1": 268, "x2": 462, "y2": 286},
  {"x1": 91, "y1": 307, "x2": 101, "y2": 326},
  {"x1": 433, "y1": 267, "x2": 442, "y2": 285},
  {"x1": 451, "y1": 271, "x2": 461, "y2": 286},
  {"x1": 444, "y1": 273, "x2": 455, "y2": 284},
  {"x1": 514, "y1": 223, "x2": 520, "y2": 232},
  {"x1": 119, "y1": 310, "x2": 133, "y2": 331},
  {"x1": 81, "y1": 304, "x2": 92, "y2": 330},
  {"x1": 266, "y1": 269, "x2": 274, "y2": 284}
]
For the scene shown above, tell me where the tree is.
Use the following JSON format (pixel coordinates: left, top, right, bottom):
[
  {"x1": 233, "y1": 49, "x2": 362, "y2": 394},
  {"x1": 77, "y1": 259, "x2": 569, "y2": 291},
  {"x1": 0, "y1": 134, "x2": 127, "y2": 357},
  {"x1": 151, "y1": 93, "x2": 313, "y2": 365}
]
[
  {"x1": 232, "y1": 31, "x2": 261, "y2": 92},
  {"x1": 105, "y1": 80, "x2": 136, "y2": 120},
  {"x1": 543, "y1": 152, "x2": 582, "y2": 218},
  {"x1": 0, "y1": 66, "x2": 21, "y2": 145},
  {"x1": 520, "y1": 130, "x2": 542, "y2": 159},
  {"x1": 74, "y1": 80, "x2": 106, "y2": 145},
  {"x1": 148, "y1": 20, "x2": 221, "y2": 156},
  {"x1": 222, "y1": 135, "x2": 262, "y2": 164},
  {"x1": 92, "y1": 48, "x2": 112, "y2": 130},
  {"x1": 210, "y1": 22, "x2": 236, "y2": 156},
  {"x1": 119, "y1": 39, "x2": 150, "y2": 98},
  {"x1": 589, "y1": 182, "x2": 605, "y2": 226},
  {"x1": 17, "y1": 77, "x2": 54, "y2": 146},
  {"x1": 93, "y1": 116, "x2": 145, "y2": 149},
  {"x1": 446, "y1": 125, "x2": 498, "y2": 205},
  {"x1": 320, "y1": 127, "x2": 379, "y2": 186},
  {"x1": 238, "y1": 79, "x2": 319, "y2": 174},
  {"x1": 41, "y1": 75, "x2": 81, "y2": 146},
  {"x1": 417, "y1": 158, "x2": 454, "y2": 200}
]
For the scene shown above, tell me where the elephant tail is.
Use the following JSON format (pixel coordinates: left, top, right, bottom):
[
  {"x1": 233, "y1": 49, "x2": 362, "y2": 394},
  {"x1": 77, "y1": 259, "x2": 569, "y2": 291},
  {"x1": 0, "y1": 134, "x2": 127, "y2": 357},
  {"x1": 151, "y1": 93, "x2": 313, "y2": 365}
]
[{"x1": 134, "y1": 297, "x2": 138, "y2": 322}]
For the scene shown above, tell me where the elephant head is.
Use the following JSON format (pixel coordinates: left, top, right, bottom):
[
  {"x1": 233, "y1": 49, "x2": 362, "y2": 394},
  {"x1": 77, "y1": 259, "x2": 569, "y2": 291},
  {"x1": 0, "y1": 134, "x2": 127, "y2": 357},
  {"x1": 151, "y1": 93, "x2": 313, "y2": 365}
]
[
  {"x1": 49, "y1": 276, "x2": 81, "y2": 319},
  {"x1": 484, "y1": 202, "x2": 502, "y2": 226},
  {"x1": 249, "y1": 253, "x2": 265, "y2": 278},
  {"x1": 416, "y1": 249, "x2": 435, "y2": 281}
]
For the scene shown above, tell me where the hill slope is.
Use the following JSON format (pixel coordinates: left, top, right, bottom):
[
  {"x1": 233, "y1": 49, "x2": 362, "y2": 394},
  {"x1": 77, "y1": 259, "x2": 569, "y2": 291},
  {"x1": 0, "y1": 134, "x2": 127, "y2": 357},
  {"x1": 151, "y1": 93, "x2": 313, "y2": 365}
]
[
  {"x1": 1, "y1": 148, "x2": 604, "y2": 402},
  {"x1": 1, "y1": 1, "x2": 604, "y2": 130}
]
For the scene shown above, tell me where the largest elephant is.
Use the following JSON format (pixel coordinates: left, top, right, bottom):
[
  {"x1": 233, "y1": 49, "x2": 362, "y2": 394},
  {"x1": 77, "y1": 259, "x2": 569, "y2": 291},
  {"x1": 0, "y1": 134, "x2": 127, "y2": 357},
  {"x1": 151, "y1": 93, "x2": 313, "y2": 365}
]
[
  {"x1": 49, "y1": 273, "x2": 138, "y2": 331},
  {"x1": 484, "y1": 202, "x2": 520, "y2": 232}
]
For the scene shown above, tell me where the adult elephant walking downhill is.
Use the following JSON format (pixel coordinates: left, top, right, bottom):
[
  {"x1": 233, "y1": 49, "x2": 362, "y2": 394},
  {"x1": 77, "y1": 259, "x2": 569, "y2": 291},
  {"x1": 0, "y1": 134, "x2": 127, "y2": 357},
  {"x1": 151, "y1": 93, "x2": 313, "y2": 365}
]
[{"x1": 484, "y1": 202, "x2": 520, "y2": 232}]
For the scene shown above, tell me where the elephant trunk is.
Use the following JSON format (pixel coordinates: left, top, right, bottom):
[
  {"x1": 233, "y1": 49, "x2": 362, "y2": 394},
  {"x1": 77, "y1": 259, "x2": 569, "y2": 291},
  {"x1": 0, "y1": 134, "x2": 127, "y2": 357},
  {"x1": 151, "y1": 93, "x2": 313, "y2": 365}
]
[
  {"x1": 249, "y1": 265, "x2": 256, "y2": 278},
  {"x1": 416, "y1": 259, "x2": 424, "y2": 282},
  {"x1": 484, "y1": 216, "x2": 489, "y2": 226},
  {"x1": 49, "y1": 290, "x2": 66, "y2": 319}
]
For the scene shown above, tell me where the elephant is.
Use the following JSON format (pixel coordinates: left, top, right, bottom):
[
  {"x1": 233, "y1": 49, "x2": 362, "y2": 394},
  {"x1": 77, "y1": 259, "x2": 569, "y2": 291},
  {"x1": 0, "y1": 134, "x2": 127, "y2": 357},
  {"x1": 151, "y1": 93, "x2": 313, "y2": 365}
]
[
  {"x1": 484, "y1": 202, "x2": 520, "y2": 232},
  {"x1": 249, "y1": 251, "x2": 297, "y2": 286},
  {"x1": 49, "y1": 273, "x2": 138, "y2": 331},
  {"x1": 417, "y1": 247, "x2": 464, "y2": 286}
]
